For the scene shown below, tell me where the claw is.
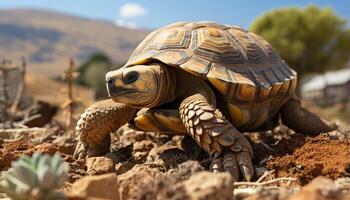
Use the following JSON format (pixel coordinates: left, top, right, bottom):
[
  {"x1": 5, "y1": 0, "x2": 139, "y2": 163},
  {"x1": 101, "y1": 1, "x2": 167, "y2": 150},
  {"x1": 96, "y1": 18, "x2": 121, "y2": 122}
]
[
  {"x1": 241, "y1": 165, "x2": 252, "y2": 182},
  {"x1": 225, "y1": 166, "x2": 234, "y2": 176}
]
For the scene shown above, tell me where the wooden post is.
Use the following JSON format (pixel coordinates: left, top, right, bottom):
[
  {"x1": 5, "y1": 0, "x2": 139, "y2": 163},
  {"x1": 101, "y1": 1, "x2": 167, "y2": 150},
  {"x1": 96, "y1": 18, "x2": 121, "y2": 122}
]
[
  {"x1": 10, "y1": 56, "x2": 27, "y2": 113},
  {"x1": 0, "y1": 59, "x2": 16, "y2": 122},
  {"x1": 63, "y1": 58, "x2": 76, "y2": 128}
]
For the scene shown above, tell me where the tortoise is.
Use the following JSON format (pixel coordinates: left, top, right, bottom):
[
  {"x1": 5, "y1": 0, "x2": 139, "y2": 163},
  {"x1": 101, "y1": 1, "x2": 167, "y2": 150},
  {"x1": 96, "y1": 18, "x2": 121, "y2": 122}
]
[{"x1": 74, "y1": 21, "x2": 335, "y2": 181}]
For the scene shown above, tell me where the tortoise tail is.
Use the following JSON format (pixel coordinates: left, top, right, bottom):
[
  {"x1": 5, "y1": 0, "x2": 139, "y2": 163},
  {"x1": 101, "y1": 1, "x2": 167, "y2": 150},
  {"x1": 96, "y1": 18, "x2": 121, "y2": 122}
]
[{"x1": 280, "y1": 98, "x2": 337, "y2": 136}]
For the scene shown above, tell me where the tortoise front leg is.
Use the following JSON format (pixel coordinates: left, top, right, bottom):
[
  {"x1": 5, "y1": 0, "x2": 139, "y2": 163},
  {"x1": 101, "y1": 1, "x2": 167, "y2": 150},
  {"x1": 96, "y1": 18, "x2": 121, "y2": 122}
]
[
  {"x1": 73, "y1": 99, "x2": 137, "y2": 159},
  {"x1": 179, "y1": 94, "x2": 253, "y2": 181},
  {"x1": 280, "y1": 98, "x2": 336, "y2": 136}
]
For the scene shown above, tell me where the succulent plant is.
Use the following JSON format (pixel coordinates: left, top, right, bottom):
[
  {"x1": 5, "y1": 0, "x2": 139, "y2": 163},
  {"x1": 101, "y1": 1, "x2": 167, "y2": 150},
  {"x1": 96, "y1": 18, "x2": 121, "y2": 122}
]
[{"x1": 0, "y1": 152, "x2": 68, "y2": 200}]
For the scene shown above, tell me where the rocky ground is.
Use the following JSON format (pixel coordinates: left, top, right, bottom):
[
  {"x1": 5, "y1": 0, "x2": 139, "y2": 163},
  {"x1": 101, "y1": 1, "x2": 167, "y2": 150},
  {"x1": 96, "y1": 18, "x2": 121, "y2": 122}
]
[{"x1": 0, "y1": 117, "x2": 349, "y2": 199}]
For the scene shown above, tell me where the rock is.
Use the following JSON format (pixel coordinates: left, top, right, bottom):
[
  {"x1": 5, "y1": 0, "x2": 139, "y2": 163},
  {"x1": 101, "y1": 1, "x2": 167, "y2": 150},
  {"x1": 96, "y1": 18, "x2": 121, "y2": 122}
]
[
  {"x1": 133, "y1": 140, "x2": 156, "y2": 159},
  {"x1": 86, "y1": 157, "x2": 115, "y2": 176},
  {"x1": 52, "y1": 137, "x2": 76, "y2": 155},
  {"x1": 147, "y1": 144, "x2": 189, "y2": 169},
  {"x1": 34, "y1": 143, "x2": 58, "y2": 154},
  {"x1": 69, "y1": 173, "x2": 119, "y2": 200},
  {"x1": 133, "y1": 140, "x2": 155, "y2": 152},
  {"x1": 290, "y1": 176, "x2": 342, "y2": 200},
  {"x1": 24, "y1": 100, "x2": 58, "y2": 127},
  {"x1": 115, "y1": 160, "x2": 140, "y2": 175},
  {"x1": 105, "y1": 152, "x2": 124, "y2": 164},
  {"x1": 183, "y1": 171, "x2": 233, "y2": 200},
  {"x1": 118, "y1": 165, "x2": 165, "y2": 200},
  {"x1": 167, "y1": 160, "x2": 204, "y2": 182}
]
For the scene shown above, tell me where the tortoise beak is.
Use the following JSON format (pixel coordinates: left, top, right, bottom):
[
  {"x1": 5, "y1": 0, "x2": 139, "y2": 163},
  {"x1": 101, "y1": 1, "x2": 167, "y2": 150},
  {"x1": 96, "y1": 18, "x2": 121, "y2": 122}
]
[
  {"x1": 106, "y1": 71, "x2": 119, "y2": 97},
  {"x1": 106, "y1": 73, "x2": 138, "y2": 97}
]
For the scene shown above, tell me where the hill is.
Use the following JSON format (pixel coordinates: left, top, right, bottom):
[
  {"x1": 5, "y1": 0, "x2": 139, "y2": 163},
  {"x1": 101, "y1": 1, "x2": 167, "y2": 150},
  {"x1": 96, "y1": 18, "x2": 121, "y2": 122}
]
[{"x1": 0, "y1": 9, "x2": 149, "y2": 76}]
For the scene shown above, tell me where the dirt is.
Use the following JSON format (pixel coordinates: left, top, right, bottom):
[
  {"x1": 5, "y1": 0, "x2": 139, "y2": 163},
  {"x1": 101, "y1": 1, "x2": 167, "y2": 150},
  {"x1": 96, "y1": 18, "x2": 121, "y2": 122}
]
[
  {"x1": 267, "y1": 134, "x2": 350, "y2": 185},
  {"x1": 0, "y1": 138, "x2": 86, "y2": 182},
  {"x1": 1, "y1": 121, "x2": 350, "y2": 199}
]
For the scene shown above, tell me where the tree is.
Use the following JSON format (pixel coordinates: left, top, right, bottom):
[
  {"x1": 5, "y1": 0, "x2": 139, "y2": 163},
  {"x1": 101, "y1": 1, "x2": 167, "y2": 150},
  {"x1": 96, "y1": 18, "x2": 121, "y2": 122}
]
[
  {"x1": 250, "y1": 5, "x2": 350, "y2": 78},
  {"x1": 76, "y1": 53, "x2": 121, "y2": 99}
]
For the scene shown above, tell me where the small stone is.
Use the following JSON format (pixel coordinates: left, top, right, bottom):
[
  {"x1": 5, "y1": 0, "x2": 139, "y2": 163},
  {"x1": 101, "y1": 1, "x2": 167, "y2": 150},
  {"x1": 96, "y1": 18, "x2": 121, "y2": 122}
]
[
  {"x1": 86, "y1": 157, "x2": 114, "y2": 176},
  {"x1": 167, "y1": 160, "x2": 204, "y2": 182},
  {"x1": 147, "y1": 145, "x2": 189, "y2": 169},
  {"x1": 52, "y1": 137, "x2": 76, "y2": 155},
  {"x1": 34, "y1": 143, "x2": 58, "y2": 155},
  {"x1": 118, "y1": 165, "x2": 165, "y2": 200},
  {"x1": 290, "y1": 176, "x2": 342, "y2": 200},
  {"x1": 105, "y1": 152, "x2": 124, "y2": 164},
  {"x1": 69, "y1": 173, "x2": 119, "y2": 200},
  {"x1": 183, "y1": 171, "x2": 233, "y2": 200},
  {"x1": 115, "y1": 160, "x2": 138, "y2": 175},
  {"x1": 133, "y1": 140, "x2": 155, "y2": 152}
]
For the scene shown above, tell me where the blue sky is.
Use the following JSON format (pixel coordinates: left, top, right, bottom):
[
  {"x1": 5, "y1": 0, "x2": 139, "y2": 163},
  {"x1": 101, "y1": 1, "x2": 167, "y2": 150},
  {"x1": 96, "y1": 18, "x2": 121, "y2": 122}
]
[{"x1": 0, "y1": 0, "x2": 349, "y2": 29}]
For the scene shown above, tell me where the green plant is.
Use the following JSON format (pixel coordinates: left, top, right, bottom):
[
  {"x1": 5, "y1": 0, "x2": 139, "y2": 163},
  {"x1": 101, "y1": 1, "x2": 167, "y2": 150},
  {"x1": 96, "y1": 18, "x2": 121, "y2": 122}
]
[
  {"x1": 251, "y1": 5, "x2": 350, "y2": 79},
  {"x1": 0, "y1": 152, "x2": 68, "y2": 200}
]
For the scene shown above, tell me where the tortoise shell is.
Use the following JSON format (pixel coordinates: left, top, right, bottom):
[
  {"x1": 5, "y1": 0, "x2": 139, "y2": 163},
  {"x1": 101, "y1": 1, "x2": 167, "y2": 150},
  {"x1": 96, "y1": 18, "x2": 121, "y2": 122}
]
[{"x1": 125, "y1": 21, "x2": 297, "y2": 131}]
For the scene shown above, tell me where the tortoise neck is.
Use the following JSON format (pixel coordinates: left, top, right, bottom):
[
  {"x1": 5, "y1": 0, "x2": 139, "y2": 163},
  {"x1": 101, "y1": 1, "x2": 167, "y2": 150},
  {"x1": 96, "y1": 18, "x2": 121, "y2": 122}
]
[{"x1": 145, "y1": 63, "x2": 177, "y2": 108}]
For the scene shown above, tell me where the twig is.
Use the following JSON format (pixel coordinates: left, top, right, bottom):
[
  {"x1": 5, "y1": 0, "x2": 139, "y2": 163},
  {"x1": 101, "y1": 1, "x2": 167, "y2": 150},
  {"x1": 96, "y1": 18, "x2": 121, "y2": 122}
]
[
  {"x1": 256, "y1": 169, "x2": 275, "y2": 183},
  {"x1": 0, "y1": 127, "x2": 47, "y2": 133},
  {"x1": 234, "y1": 177, "x2": 297, "y2": 187},
  {"x1": 3, "y1": 135, "x2": 24, "y2": 142},
  {"x1": 19, "y1": 114, "x2": 42, "y2": 124}
]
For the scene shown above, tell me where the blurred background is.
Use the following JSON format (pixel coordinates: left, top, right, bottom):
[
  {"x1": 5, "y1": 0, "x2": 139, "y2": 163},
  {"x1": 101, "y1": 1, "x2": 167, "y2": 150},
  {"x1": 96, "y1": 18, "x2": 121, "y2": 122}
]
[{"x1": 0, "y1": 0, "x2": 349, "y2": 127}]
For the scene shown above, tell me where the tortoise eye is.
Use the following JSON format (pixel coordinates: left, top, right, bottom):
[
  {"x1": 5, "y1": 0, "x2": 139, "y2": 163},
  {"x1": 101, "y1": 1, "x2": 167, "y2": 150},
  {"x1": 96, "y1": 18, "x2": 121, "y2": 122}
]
[{"x1": 123, "y1": 71, "x2": 139, "y2": 84}]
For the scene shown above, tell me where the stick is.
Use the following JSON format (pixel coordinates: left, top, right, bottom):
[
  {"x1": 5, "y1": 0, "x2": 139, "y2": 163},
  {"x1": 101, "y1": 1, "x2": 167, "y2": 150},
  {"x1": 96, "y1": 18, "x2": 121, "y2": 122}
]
[
  {"x1": 256, "y1": 170, "x2": 275, "y2": 183},
  {"x1": 234, "y1": 177, "x2": 297, "y2": 187}
]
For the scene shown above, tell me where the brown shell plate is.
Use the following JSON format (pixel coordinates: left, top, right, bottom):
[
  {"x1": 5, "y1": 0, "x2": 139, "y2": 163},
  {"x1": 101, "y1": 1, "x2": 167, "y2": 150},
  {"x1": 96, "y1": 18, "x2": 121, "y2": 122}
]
[{"x1": 125, "y1": 21, "x2": 297, "y2": 130}]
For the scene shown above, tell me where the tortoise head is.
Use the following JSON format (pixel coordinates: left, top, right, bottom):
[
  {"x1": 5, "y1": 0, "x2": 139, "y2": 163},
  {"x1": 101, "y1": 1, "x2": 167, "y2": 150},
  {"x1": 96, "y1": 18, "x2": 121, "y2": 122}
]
[{"x1": 106, "y1": 64, "x2": 165, "y2": 107}]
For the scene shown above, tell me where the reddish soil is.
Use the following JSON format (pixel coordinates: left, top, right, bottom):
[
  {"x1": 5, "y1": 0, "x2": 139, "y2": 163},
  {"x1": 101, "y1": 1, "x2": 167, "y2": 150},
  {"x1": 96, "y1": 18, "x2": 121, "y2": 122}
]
[
  {"x1": 0, "y1": 140, "x2": 35, "y2": 171},
  {"x1": 0, "y1": 139, "x2": 85, "y2": 182},
  {"x1": 267, "y1": 134, "x2": 350, "y2": 184},
  {"x1": 1, "y1": 126, "x2": 349, "y2": 186}
]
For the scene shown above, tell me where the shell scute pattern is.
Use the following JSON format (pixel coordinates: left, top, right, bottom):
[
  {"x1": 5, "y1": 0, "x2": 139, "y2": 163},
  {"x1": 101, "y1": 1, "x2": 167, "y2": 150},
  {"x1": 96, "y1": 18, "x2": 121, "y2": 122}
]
[{"x1": 125, "y1": 22, "x2": 297, "y2": 130}]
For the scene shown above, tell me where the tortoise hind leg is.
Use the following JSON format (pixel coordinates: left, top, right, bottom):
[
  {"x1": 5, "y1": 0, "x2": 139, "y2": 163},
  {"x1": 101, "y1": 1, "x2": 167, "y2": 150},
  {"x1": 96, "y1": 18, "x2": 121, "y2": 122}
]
[{"x1": 280, "y1": 98, "x2": 336, "y2": 136}]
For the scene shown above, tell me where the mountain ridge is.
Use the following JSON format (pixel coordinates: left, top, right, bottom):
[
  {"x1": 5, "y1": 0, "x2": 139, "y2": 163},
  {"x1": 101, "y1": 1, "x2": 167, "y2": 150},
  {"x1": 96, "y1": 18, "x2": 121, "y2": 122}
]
[{"x1": 0, "y1": 8, "x2": 149, "y2": 76}]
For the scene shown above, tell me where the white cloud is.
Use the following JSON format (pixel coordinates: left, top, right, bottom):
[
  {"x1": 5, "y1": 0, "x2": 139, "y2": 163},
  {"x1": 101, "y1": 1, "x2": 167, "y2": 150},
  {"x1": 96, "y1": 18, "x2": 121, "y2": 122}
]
[
  {"x1": 115, "y1": 18, "x2": 138, "y2": 29},
  {"x1": 119, "y1": 3, "x2": 147, "y2": 18}
]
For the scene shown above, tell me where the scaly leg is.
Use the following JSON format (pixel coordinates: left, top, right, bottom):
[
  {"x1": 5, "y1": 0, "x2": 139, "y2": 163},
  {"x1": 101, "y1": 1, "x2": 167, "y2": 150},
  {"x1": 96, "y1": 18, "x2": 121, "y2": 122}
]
[
  {"x1": 280, "y1": 98, "x2": 336, "y2": 136},
  {"x1": 179, "y1": 94, "x2": 253, "y2": 181},
  {"x1": 133, "y1": 108, "x2": 186, "y2": 133},
  {"x1": 73, "y1": 99, "x2": 137, "y2": 159}
]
